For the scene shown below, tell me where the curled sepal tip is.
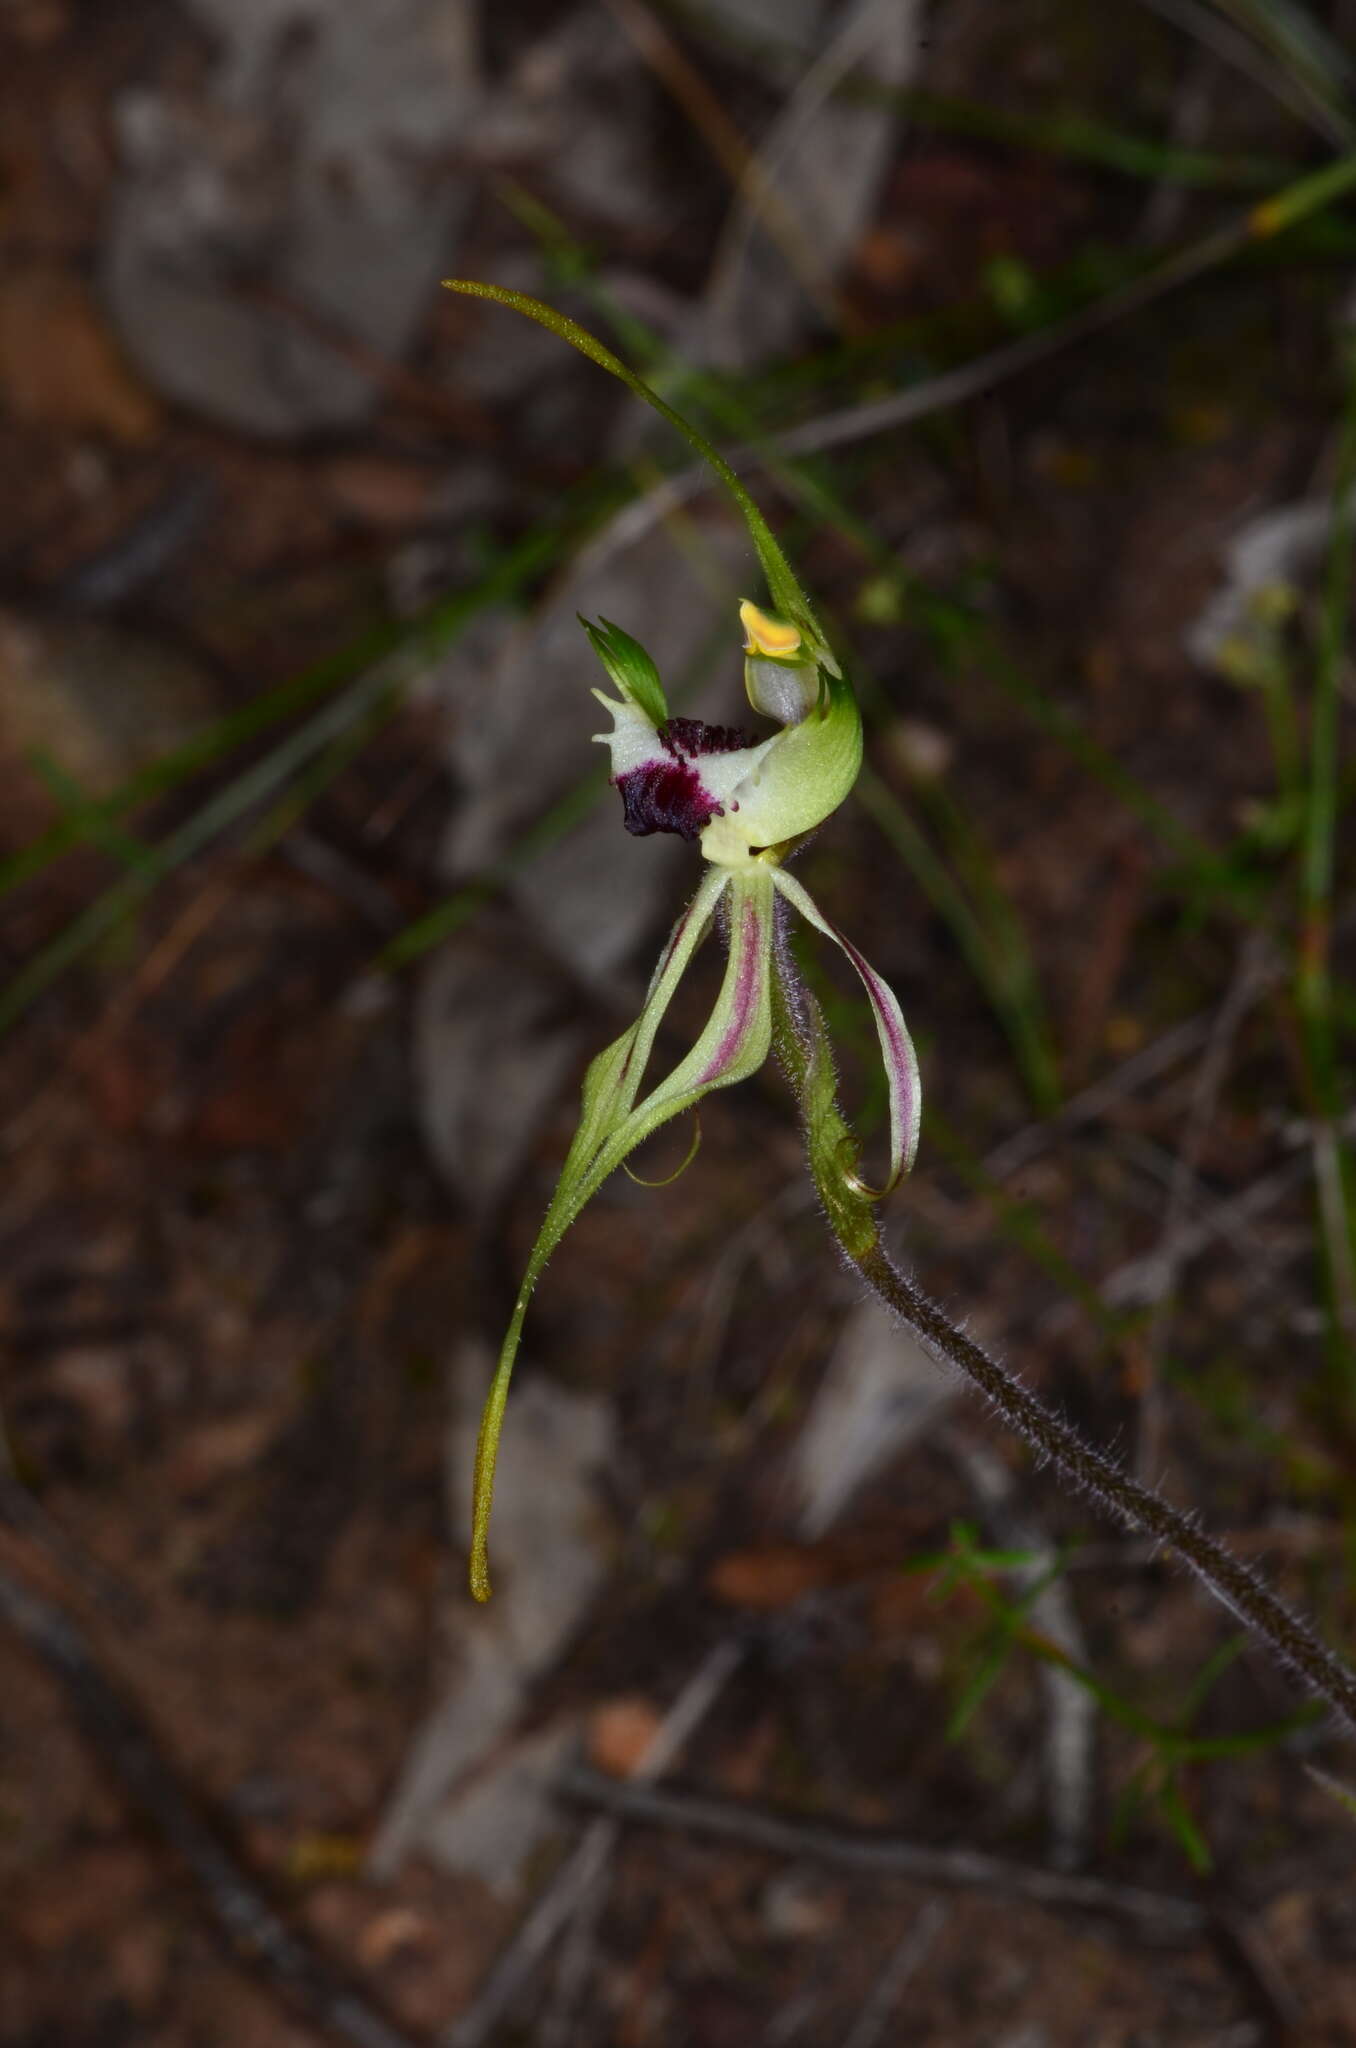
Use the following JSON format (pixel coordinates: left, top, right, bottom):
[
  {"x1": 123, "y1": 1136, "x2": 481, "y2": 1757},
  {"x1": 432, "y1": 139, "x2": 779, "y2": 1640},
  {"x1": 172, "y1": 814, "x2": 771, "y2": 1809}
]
[{"x1": 623, "y1": 1107, "x2": 702, "y2": 1187}]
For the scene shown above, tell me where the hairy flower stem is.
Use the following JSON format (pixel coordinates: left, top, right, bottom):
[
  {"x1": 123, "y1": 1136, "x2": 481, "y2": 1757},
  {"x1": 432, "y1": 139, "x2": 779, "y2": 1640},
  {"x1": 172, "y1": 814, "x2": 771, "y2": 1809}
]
[{"x1": 768, "y1": 931, "x2": 1356, "y2": 1736}]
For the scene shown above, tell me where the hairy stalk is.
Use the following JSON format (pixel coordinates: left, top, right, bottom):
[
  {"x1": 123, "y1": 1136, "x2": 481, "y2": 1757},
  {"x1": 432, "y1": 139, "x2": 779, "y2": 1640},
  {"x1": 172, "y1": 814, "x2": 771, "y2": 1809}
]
[{"x1": 768, "y1": 924, "x2": 1356, "y2": 1736}]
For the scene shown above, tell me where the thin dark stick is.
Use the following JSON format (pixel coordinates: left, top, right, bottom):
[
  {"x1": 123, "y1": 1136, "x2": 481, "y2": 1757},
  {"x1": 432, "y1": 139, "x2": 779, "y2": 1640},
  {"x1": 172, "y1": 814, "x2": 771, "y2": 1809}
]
[
  {"x1": 839, "y1": 1900, "x2": 949, "y2": 2048},
  {"x1": 0, "y1": 1563, "x2": 422, "y2": 2048},
  {"x1": 768, "y1": 946, "x2": 1356, "y2": 1737},
  {"x1": 559, "y1": 1770, "x2": 1206, "y2": 1933},
  {"x1": 443, "y1": 1641, "x2": 743, "y2": 2048},
  {"x1": 857, "y1": 1243, "x2": 1356, "y2": 1732}
]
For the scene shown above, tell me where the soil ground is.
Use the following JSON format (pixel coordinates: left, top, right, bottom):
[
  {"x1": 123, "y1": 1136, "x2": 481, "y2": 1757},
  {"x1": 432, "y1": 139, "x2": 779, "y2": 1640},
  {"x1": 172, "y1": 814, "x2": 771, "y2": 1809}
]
[{"x1": 2, "y1": 4, "x2": 1355, "y2": 2044}]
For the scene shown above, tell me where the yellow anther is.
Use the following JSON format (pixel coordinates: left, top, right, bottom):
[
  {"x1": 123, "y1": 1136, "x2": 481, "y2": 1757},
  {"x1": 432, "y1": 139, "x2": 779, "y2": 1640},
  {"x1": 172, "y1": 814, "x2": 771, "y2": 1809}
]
[{"x1": 740, "y1": 598, "x2": 801, "y2": 659}]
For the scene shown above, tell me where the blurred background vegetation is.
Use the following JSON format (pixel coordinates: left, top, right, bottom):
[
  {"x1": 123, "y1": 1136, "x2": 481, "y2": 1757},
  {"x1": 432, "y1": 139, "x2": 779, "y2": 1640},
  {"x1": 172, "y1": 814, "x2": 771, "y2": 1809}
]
[{"x1": 2, "y1": 1, "x2": 1355, "y2": 2042}]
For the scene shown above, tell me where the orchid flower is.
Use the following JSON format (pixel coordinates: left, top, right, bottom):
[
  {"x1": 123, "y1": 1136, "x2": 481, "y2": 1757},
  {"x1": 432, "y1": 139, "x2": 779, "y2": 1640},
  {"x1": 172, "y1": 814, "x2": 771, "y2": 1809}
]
[
  {"x1": 433, "y1": 290, "x2": 1356, "y2": 1764},
  {"x1": 466, "y1": 592, "x2": 922, "y2": 1599},
  {"x1": 446, "y1": 281, "x2": 921, "y2": 1601}
]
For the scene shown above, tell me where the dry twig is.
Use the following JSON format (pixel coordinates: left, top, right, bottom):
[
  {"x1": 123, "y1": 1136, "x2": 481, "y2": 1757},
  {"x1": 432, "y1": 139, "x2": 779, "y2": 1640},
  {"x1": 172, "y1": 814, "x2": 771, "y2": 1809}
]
[
  {"x1": 0, "y1": 1562, "x2": 422, "y2": 2048},
  {"x1": 838, "y1": 1900, "x2": 949, "y2": 2048},
  {"x1": 443, "y1": 1640, "x2": 743, "y2": 2048},
  {"x1": 561, "y1": 1770, "x2": 1207, "y2": 1931}
]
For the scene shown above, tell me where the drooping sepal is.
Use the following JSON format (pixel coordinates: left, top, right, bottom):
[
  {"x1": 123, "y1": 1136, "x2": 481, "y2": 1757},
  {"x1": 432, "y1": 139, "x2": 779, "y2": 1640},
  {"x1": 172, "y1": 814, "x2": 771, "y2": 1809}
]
[
  {"x1": 771, "y1": 866, "x2": 921, "y2": 1193},
  {"x1": 469, "y1": 865, "x2": 777, "y2": 1601}
]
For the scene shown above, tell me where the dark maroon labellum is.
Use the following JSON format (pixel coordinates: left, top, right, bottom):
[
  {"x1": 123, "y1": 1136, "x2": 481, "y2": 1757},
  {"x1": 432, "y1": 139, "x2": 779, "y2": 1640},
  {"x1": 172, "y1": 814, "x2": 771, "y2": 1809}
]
[{"x1": 614, "y1": 716, "x2": 755, "y2": 841}]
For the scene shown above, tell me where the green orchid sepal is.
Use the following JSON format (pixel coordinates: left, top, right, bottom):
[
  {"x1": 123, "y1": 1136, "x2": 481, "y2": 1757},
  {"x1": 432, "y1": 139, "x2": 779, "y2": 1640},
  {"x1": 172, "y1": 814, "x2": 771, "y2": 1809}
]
[
  {"x1": 580, "y1": 616, "x2": 670, "y2": 729},
  {"x1": 469, "y1": 863, "x2": 775, "y2": 1601}
]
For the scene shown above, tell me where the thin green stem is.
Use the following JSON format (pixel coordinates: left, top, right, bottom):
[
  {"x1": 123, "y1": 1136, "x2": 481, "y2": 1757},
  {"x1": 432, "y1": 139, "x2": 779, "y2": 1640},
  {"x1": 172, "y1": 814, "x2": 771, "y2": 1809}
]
[
  {"x1": 1259, "y1": 658, "x2": 1306, "y2": 819},
  {"x1": 1214, "y1": 0, "x2": 1356, "y2": 146},
  {"x1": 888, "y1": 90, "x2": 1297, "y2": 191},
  {"x1": 0, "y1": 528, "x2": 558, "y2": 1036},
  {"x1": 0, "y1": 668, "x2": 403, "y2": 1037},
  {"x1": 0, "y1": 623, "x2": 402, "y2": 903},
  {"x1": 1302, "y1": 356, "x2": 1356, "y2": 981},
  {"x1": 1297, "y1": 340, "x2": 1356, "y2": 1367}
]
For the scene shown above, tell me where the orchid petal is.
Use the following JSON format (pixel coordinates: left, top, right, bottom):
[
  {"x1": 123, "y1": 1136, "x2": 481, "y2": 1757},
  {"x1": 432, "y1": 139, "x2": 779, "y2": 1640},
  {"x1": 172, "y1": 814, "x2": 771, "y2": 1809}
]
[
  {"x1": 469, "y1": 865, "x2": 776, "y2": 1601},
  {"x1": 771, "y1": 866, "x2": 921, "y2": 1192}
]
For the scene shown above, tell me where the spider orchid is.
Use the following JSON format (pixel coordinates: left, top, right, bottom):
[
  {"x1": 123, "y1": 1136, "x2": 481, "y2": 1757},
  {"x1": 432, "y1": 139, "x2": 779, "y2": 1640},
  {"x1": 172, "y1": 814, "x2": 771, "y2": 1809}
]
[
  {"x1": 443, "y1": 279, "x2": 921, "y2": 1600},
  {"x1": 467, "y1": 595, "x2": 921, "y2": 1600},
  {"x1": 430, "y1": 290, "x2": 1356, "y2": 1758}
]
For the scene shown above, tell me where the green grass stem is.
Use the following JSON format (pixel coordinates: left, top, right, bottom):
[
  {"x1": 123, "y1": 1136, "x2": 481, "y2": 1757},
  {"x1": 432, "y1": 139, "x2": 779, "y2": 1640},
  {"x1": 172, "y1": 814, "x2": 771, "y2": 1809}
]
[
  {"x1": 1297, "y1": 340, "x2": 1356, "y2": 1372},
  {"x1": 0, "y1": 530, "x2": 559, "y2": 1035}
]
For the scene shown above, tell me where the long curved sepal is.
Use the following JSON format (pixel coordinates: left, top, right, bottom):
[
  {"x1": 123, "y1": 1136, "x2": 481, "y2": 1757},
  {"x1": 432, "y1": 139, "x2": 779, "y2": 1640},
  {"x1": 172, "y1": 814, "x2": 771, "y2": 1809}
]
[
  {"x1": 443, "y1": 280, "x2": 834, "y2": 669},
  {"x1": 469, "y1": 865, "x2": 777, "y2": 1600},
  {"x1": 770, "y1": 866, "x2": 922, "y2": 1194}
]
